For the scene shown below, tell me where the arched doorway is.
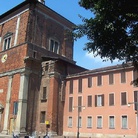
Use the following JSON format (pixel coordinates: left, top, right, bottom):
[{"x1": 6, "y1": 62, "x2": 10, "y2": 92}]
[{"x1": 0, "y1": 104, "x2": 4, "y2": 132}]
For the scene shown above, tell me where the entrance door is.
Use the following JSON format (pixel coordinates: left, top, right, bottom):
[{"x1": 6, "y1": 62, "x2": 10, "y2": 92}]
[{"x1": 9, "y1": 118, "x2": 16, "y2": 134}]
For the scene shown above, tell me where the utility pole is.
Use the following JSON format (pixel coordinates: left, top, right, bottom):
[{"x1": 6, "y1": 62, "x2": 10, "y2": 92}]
[{"x1": 73, "y1": 106, "x2": 85, "y2": 138}]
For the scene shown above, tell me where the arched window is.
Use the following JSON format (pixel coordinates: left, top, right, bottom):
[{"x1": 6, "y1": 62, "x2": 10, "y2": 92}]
[{"x1": 3, "y1": 32, "x2": 13, "y2": 51}]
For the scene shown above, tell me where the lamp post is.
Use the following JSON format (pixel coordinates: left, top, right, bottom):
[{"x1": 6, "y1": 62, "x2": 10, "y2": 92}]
[
  {"x1": 73, "y1": 106, "x2": 85, "y2": 138},
  {"x1": 128, "y1": 101, "x2": 138, "y2": 138},
  {"x1": 128, "y1": 95, "x2": 138, "y2": 138}
]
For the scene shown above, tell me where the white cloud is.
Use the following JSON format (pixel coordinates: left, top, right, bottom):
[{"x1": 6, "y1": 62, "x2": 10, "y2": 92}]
[{"x1": 85, "y1": 52, "x2": 121, "y2": 68}]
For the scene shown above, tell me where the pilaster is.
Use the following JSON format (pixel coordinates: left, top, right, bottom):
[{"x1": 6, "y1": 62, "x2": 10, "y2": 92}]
[
  {"x1": 2, "y1": 75, "x2": 13, "y2": 134},
  {"x1": 15, "y1": 71, "x2": 30, "y2": 135}
]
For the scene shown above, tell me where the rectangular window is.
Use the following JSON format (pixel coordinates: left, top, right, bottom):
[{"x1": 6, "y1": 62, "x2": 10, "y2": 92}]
[
  {"x1": 109, "y1": 116, "x2": 115, "y2": 129},
  {"x1": 121, "y1": 71, "x2": 126, "y2": 83},
  {"x1": 3, "y1": 37, "x2": 12, "y2": 50},
  {"x1": 69, "y1": 80, "x2": 73, "y2": 94},
  {"x1": 133, "y1": 70, "x2": 138, "y2": 87},
  {"x1": 87, "y1": 95, "x2": 92, "y2": 107},
  {"x1": 45, "y1": 63, "x2": 49, "y2": 71},
  {"x1": 97, "y1": 75, "x2": 102, "y2": 86},
  {"x1": 109, "y1": 73, "x2": 114, "y2": 84},
  {"x1": 121, "y1": 92, "x2": 127, "y2": 105},
  {"x1": 109, "y1": 93, "x2": 114, "y2": 106},
  {"x1": 88, "y1": 77, "x2": 92, "y2": 88},
  {"x1": 87, "y1": 116, "x2": 92, "y2": 128},
  {"x1": 95, "y1": 94, "x2": 104, "y2": 107},
  {"x1": 42, "y1": 87, "x2": 47, "y2": 99},
  {"x1": 78, "y1": 116, "x2": 82, "y2": 128},
  {"x1": 97, "y1": 116, "x2": 102, "y2": 128},
  {"x1": 13, "y1": 101, "x2": 18, "y2": 115},
  {"x1": 49, "y1": 39, "x2": 59, "y2": 54},
  {"x1": 134, "y1": 91, "x2": 138, "y2": 110},
  {"x1": 78, "y1": 96, "x2": 82, "y2": 112},
  {"x1": 122, "y1": 116, "x2": 127, "y2": 129},
  {"x1": 68, "y1": 117, "x2": 73, "y2": 127},
  {"x1": 78, "y1": 78, "x2": 82, "y2": 93},
  {"x1": 40, "y1": 111, "x2": 45, "y2": 123},
  {"x1": 69, "y1": 97, "x2": 73, "y2": 112}
]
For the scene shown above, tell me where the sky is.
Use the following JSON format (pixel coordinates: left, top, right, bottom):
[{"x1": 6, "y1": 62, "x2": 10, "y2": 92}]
[{"x1": 0, "y1": 0, "x2": 121, "y2": 70}]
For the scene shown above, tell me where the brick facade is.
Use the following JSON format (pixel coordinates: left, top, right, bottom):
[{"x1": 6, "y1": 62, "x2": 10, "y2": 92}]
[
  {"x1": 0, "y1": 0, "x2": 85, "y2": 137},
  {"x1": 1, "y1": 1, "x2": 138, "y2": 138},
  {"x1": 63, "y1": 64, "x2": 138, "y2": 138}
]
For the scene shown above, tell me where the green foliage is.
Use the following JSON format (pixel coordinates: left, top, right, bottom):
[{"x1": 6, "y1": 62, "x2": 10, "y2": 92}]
[{"x1": 75, "y1": 0, "x2": 138, "y2": 64}]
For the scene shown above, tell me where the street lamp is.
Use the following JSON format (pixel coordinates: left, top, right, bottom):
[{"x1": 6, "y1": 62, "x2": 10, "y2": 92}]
[
  {"x1": 73, "y1": 106, "x2": 85, "y2": 138},
  {"x1": 128, "y1": 97, "x2": 138, "y2": 138}
]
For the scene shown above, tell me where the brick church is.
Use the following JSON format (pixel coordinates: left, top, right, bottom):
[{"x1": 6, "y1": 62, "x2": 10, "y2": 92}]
[
  {"x1": 0, "y1": 0, "x2": 86, "y2": 136},
  {"x1": 0, "y1": 0, "x2": 138, "y2": 138}
]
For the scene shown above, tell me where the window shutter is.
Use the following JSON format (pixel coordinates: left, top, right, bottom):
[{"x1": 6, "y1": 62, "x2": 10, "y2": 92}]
[
  {"x1": 78, "y1": 78, "x2": 82, "y2": 93},
  {"x1": 102, "y1": 94, "x2": 104, "y2": 106},
  {"x1": 134, "y1": 91, "x2": 138, "y2": 110},
  {"x1": 95, "y1": 95, "x2": 97, "y2": 107},
  {"x1": 97, "y1": 75, "x2": 102, "y2": 86},
  {"x1": 69, "y1": 97, "x2": 73, "y2": 112},
  {"x1": 69, "y1": 80, "x2": 73, "y2": 94},
  {"x1": 109, "y1": 93, "x2": 114, "y2": 106},
  {"x1": 78, "y1": 96, "x2": 82, "y2": 112},
  {"x1": 121, "y1": 92, "x2": 127, "y2": 105},
  {"x1": 88, "y1": 96, "x2": 92, "y2": 107},
  {"x1": 88, "y1": 77, "x2": 92, "y2": 87},
  {"x1": 121, "y1": 71, "x2": 126, "y2": 83},
  {"x1": 109, "y1": 73, "x2": 113, "y2": 84}
]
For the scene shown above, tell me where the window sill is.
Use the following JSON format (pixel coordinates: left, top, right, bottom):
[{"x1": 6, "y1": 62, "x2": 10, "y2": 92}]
[
  {"x1": 87, "y1": 127, "x2": 92, "y2": 128},
  {"x1": 121, "y1": 128, "x2": 128, "y2": 129},
  {"x1": 41, "y1": 99, "x2": 47, "y2": 102},
  {"x1": 97, "y1": 127, "x2": 102, "y2": 129},
  {"x1": 109, "y1": 127, "x2": 115, "y2": 129}
]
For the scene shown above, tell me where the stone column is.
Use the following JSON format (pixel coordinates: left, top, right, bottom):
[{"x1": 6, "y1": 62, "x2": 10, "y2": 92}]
[
  {"x1": 2, "y1": 75, "x2": 13, "y2": 134},
  {"x1": 15, "y1": 72, "x2": 30, "y2": 134}
]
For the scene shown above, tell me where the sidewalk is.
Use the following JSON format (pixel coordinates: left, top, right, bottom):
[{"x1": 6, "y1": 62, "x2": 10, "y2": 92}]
[
  {"x1": 0, "y1": 133, "x2": 64, "y2": 138},
  {"x1": 0, "y1": 133, "x2": 12, "y2": 138}
]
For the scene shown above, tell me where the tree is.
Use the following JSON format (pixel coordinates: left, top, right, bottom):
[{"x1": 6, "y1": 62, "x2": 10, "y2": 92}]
[{"x1": 75, "y1": 0, "x2": 138, "y2": 67}]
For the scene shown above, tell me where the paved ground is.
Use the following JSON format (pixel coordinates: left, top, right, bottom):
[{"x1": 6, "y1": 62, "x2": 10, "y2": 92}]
[{"x1": 0, "y1": 134, "x2": 65, "y2": 138}]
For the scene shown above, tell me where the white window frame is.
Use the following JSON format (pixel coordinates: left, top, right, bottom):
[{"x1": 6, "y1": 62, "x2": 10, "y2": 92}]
[
  {"x1": 121, "y1": 115, "x2": 128, "y2": 129},
  {"x1": 87, "y1": 116, "x2": 92, "y2": 128},
  {"x1": 97, "y1": 116, "x2": 103, "y2": 128},
  {"x1": 3, "y1": 35, "x2": 12, "y2": 51},
  {"x1": 109, "y1": 116, "x2": 115, "y2": 129},
  {"x1": 77, "y1": 116, "x2": 82, "y2": 128},
  {"x1": 68, "y1": 116, "x2": 73, "y2": 128},
  {"x1": 97, "y1": 95, "x2": 102, "y2": 107},
  {"x1": 49, "y1": 38, "x2": 59, "y2": 54}
]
